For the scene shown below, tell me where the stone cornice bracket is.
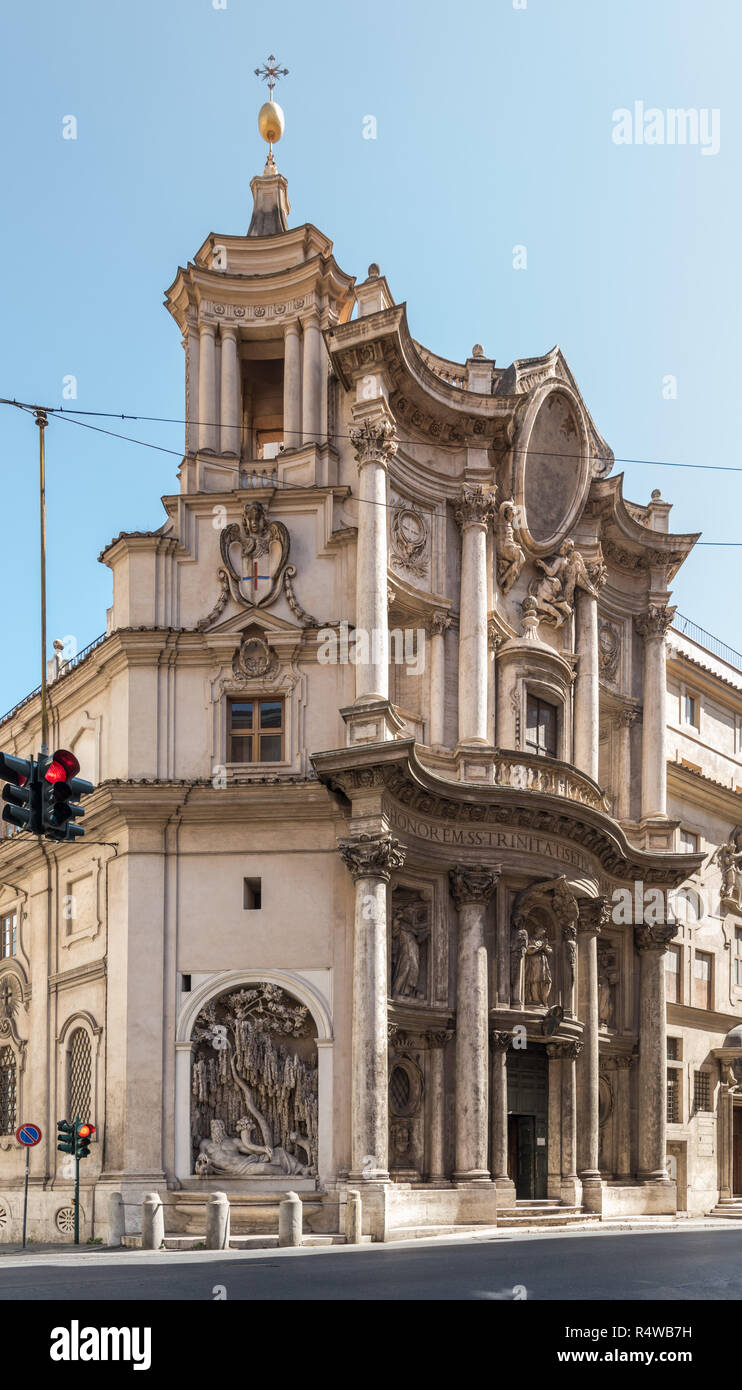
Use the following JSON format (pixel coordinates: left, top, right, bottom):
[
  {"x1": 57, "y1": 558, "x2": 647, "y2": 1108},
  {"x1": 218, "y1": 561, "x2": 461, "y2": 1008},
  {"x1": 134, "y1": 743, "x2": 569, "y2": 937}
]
[
  {"x1": 634, "y1": 604, "x2": 676, "y2": 640},
  {"x1": 454, "y1": 483, "x2": 498, "y2": 532},
  {"x1": 490, "y1": 1030, "x2": 512, "y2": 1052},
  {"x1": 349, "y1": 416, "x2": 398, "y2": 472},
  {"x1": 449, "y1": 864, "x2": 501, "y2": 909},
  {"x1": 429, "y1": 609, "x2": 453, "y2": 639},
  {"x1": 577, "y1": 895, "x2": 610, "y2": 936},
  {"x1": 634, "y1": 922, "x2": 677, "y2": 954},
  {"x1": 338, "y1": 832, "x2": 406, "y2": 882}
]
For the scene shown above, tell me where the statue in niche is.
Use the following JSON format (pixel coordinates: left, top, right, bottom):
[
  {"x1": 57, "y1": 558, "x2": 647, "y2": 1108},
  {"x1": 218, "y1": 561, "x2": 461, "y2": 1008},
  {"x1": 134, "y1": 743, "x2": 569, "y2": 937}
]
[
  {"x1": 391, "y1": 896, "x2": 430, "y2": 999},
  {"x1": 528, "y1": 538, "x2": 600, "y2": 628},
  {"x1": 562, "y1": 923, "x2": 577, "y2": 1011},
  {"x1": 597, "y1": 943, "x2": 620, "y2": 1029},
  {"x1": 510, "y1": 923, "x2": 529, "y2": 1005},
  {"x1": 496, "y1": 499, "x2": 525, "y2": 594},
  {"x1": 712, "y1": 830, "x2": 742, "y2": 906},
  {"x1": 191, "y1": 983, "x2": 318, "y2": 1176},
  {"x1": 524, "y1": 923, "x2": 553, "y2": 1007}
]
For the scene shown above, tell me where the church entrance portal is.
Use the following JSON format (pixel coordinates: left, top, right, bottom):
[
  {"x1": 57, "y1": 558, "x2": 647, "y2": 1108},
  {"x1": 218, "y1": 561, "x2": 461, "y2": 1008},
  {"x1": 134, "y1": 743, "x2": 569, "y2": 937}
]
[{"x1": 506, "y1": 1046, "x2": 548, "y2": 1199}]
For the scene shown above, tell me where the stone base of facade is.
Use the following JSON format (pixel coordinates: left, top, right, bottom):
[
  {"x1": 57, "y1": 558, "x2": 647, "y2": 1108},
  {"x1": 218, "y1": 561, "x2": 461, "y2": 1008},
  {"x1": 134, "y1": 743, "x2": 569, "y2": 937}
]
[{"x1": 597, "y1": 1181, "x2": 677, "y2": 1217}]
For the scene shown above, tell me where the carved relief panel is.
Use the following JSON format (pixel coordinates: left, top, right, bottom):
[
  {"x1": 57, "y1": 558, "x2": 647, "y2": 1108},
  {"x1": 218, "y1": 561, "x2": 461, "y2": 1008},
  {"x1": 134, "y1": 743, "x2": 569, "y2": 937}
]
[{"x1": 390, "y1": 888, "x2": 431, "y2": 1002}]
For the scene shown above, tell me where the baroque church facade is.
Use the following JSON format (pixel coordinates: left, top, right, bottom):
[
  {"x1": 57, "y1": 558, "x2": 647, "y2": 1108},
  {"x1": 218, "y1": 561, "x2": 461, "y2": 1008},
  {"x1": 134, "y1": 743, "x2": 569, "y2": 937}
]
[{"x1": 1, "y1": 115, "x2": 742, "y2": 1243}]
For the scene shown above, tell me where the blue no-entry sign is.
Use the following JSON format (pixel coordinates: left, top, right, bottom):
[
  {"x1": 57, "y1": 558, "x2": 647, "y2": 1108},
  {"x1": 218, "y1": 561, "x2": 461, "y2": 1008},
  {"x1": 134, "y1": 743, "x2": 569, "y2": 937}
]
[{"x1": 16, "y1": 1123, "x2": 42, "y2": 1147}]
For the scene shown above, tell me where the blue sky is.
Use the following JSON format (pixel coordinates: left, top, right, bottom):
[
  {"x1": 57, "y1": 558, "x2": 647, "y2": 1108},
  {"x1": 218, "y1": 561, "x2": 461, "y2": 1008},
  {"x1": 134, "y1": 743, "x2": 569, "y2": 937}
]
[{"x1": 0, "y1": 0, "x2": 739, "y2": 714}]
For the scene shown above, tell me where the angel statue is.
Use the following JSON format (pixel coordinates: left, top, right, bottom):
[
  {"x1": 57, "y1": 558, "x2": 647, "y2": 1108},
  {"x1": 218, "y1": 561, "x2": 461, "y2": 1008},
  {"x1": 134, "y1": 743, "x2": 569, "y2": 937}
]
[{"x1": 528, "y1": 539, "x2": 599, "y2": 628}]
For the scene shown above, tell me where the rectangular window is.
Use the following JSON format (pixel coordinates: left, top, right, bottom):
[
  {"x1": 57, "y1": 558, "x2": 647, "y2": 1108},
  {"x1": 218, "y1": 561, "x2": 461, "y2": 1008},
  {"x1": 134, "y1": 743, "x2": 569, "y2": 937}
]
[
  {"x1": 525, "y1": 694, "x2": 558, "y2": 758},
  {"x1": 693, "y1": 1070, "x2": 712, "y2": 1112},
  {"x1": 243, "y1": 878, "x2": 262, "y2": 910},
  {"x1": 684, "y1": 693, "x2": 698, "y2": 728},
  {"x1": 667, "y1": 1036, "x2": 680, "y2": 1061},
  {"x1": 679, "y1": 829, "x2": 699, "y2": 854},
  {"x1": 229, "y1": 699, "x2": 284, "y2": 763},
  {"x1": 667, "y1": 1070, "x2": 680, "y2": 1123},
  {"x1": 0, "y1": 913, "x2": 17, "y2": 960},
  {"x1": 665, "y1": 944, "x2": 681, "y2": 1004},
  {"x1": 734, "y1": 928, "x2": 742, "y2": 988},
  {"x1": 693, "y1": 951, "x2": 712, "y2": 1010}
]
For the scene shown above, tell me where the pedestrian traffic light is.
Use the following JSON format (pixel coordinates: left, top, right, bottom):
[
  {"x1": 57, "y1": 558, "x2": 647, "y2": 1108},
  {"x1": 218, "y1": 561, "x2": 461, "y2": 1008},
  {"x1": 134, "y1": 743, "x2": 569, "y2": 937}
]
[
  {"x1": 40, "y1": 749, "x2": 94, "y2": 842},
  {"x1": 57, "y1": 1119, "x2": 76, "y2": 1155},
  {"x1": 76, "y1": 1122, "x2": 95, "y2": 1160},
  {"x1": 0, "y1": 752, "x2": 38, "y2": 834}
]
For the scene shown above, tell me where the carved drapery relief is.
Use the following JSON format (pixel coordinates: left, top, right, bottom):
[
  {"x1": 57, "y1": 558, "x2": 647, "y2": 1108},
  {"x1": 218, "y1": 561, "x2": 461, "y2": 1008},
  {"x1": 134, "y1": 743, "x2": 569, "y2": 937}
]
[
  {"x1": 390, "y1": 502, "x2": 429, "y2": 578},
  {"x1": 190, "y1": 984, "x2": 318, "y2": 1177},
  {"x1": 526, "y1": 539, "x2": 600, "y2": 628},
  {"x1": 496, "y1": 498, "x2": 525, "y2": 594},
  {"x1": 598, "y1": 621, "x2": 621, "y2": 684},
  {"x1": 390, "y1": 891, "x2": 430, "y2": 1001}
]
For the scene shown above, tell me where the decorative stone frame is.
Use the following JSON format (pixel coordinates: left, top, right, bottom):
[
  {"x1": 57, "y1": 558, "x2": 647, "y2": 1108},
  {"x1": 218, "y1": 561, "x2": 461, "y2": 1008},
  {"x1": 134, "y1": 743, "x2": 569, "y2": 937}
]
[
  {"x1": 510, "y1": 381, "x2": 592, "y2": 557},
  {"x1": 60, "y1": 857, "x2": 104, "y2": 951},
  {"x1": 387, "y1": 1053, "x2": 424, "y2": 1119},
  {"x1": 174, "y1": 968, "x2": 334, "y2": 1184},
  {"x1": 56, "y1": 1012, "x2": 104, "y2": 1150},
  {"x1": 209, "y1": 659, "x2": 306, "y2": 779}
]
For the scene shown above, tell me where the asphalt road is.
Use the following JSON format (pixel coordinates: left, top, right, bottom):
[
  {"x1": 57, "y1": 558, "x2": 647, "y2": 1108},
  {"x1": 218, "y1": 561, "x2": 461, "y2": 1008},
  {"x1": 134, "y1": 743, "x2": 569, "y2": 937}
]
[{"x1": 0, "y1": 1228, "x2": 740, "y2": 1300}]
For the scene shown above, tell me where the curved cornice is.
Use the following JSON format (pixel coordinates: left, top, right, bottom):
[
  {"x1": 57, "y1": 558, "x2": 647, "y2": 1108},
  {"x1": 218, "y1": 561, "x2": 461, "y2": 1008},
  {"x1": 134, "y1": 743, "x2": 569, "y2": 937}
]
[
  {"x1": 586, "y1": 474, "x2": 699, "y2": 578},
  {"x1": 311, "y1": 738, "x2": 702, "y2": 887}
]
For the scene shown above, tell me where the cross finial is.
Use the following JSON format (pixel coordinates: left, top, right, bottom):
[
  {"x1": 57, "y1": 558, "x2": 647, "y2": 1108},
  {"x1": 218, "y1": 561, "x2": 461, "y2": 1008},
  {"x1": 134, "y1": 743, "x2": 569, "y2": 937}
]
[{"x1": 254, "y1": 54, "x2": 289, "y2": 100}]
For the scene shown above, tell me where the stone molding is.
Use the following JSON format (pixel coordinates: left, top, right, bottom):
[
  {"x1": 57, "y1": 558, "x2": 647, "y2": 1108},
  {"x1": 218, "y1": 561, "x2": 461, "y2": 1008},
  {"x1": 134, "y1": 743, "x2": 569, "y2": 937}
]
[
  {"x1": 338, "y1": 833, "x2": 406, "y2": 882},
  {"x1": 449, "y1": 864, "x2": 501, "y2": 908}
]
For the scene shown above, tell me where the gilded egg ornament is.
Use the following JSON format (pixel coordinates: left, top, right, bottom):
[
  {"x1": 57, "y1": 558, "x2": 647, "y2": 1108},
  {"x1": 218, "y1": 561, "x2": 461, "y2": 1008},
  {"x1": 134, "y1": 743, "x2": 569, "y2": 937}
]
[{"x1": 258, "y1": 100, "x2": 285, "y2": 145}]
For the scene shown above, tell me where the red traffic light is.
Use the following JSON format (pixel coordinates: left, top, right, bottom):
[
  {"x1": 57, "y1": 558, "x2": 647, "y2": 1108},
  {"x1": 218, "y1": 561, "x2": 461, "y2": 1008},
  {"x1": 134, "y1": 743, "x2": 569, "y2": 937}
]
[
  {"x1": 77, "y1": 1123, "x2": 95, "y2": 1139},
  {"x1": 45, "y1": 749, "x2": 80, "y2": 784}
]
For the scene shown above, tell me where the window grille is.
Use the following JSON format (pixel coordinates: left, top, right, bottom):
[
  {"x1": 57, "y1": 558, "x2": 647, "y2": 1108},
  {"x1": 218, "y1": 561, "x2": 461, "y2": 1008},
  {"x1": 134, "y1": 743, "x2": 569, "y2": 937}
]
[
  {"x1": 693, "y1": 1070, "x2": 711, "y2": 1113},
  {"x1": 0, "y1": 1045, "x2": 16, "y2": 1134},
  {"x1": 67, "y1": 1028, "x2": 92, "y2": 1123}
]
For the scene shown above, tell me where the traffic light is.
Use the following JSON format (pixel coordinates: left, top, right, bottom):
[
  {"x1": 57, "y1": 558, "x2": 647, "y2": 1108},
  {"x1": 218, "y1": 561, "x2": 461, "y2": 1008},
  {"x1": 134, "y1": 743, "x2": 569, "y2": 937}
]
[
  {"x1": 40, "y1": 749, "x2": 94, "y2": 842},
  {"x1": 57, "y1": 1119, "x2": 76, "y2": 1155},
  {"x1": 0, "y1": 752, "x2": 38, "y2": 834},
  {"x1": 76, "y1": 1122, "x2": 95, "y2": 1159}
]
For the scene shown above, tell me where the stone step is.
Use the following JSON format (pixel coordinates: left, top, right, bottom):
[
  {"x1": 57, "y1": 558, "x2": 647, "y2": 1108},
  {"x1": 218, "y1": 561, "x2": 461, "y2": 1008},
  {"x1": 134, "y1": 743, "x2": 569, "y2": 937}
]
[
  {"x1": 510, "y1": 1204, "x2": 582, "y2": 1216},
  {"x1": 386, "y1": 1223, "x2": 500, "y2": 1241},
  {"x1": 709, "y1": 1209, "x2": 742, "y2": 1220},
  {"x1": 498, "y1": 1210, "x2": 599, "y2": 1228}
]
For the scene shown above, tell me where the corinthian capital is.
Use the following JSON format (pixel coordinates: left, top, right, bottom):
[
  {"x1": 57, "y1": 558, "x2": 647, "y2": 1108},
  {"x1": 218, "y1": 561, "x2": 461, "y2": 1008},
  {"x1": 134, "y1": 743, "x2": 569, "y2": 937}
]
[
  {"x1": 349, "y1": 416, "x2": 398, "y2": 469},
  {"x1": 577, "y1": 896, "x2": 610, "y2": 935},
  {"x1": 634, "y1": 604, "x2": 676, "y2": 640},
  {"x1": 429, "y1": 609, "x2": 453, "y2": 638},
  {"x1": 449, "y1": 864, "x2": 500, "y2": 908},
  {"x1": 454, "y1": 483, "x2": 497, "y2": 532},
  {"x1": 338, "y1": 832, "x2": 406, "y2": 882},
  {"x1": 634, "y1": 922, "x2": 677, "y2": 954}
]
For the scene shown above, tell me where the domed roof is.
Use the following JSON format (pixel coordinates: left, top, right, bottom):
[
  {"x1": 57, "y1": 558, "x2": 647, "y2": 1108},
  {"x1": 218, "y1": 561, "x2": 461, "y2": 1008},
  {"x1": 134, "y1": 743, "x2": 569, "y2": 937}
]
[{"x1": 723, "y1": 1023, "x2": 742, "y2": 1048}]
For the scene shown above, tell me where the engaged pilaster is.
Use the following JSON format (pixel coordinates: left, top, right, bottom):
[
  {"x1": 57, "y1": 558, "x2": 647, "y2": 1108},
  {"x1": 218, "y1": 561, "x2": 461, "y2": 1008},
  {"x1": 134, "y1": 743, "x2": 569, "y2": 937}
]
[
  {"x1": 577, "y1": 897, "x2": 609, "y2": 1199},
  {"x1": 490, "y1": 1031, "x2": 515, "y2": 1198},
  {"x1": 449, "y1": 865, "x2": 500, "y2": 1183},
  {"x1": 428, "y1": 610, "x2": 452, "y2": 748},
  {"x1": 455, "y1": 485, "x2": 497, "y2": 746},
  {"x1": 634, "y1": 921, "x2": 677, "y2": 1182},
  {"x1": 219, "y1": 324, "x2": 241, "y2": 456},
  {"x1": 301, "y1": 310, "x2": 323, "y2": 444},
  {"x1": 198, "y1": 322, "x2": 218, "y2": 453},
  {"x1": 348, "y1": 413, "x2": 398, "y2": 707},
  {"x1": 283, "y1": 320, "x2": 302, "y2": 450},
  {"x1": 574, "y1": 586, "x2": 599, "y2": 780},
  {"x1": 339, "y1": 832, "x2": 406, "y2": 1182}
]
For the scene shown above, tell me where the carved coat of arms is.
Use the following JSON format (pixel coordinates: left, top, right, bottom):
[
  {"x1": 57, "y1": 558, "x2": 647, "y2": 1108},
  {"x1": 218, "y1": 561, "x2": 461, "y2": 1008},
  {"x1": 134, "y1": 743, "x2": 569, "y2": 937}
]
[{"x1": 220, "y1": 501, "x2": 290, "y2": 609}]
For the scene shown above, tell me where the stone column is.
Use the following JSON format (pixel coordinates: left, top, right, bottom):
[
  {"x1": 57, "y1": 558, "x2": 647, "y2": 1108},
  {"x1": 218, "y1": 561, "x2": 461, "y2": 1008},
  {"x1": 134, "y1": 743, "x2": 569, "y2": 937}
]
[
  {"x1": 616, "y1": 707, "x2": 639, "y2": 820},
  {"x1": 449, "y1": 865, "x2": 500, "y2": 1182},
  {"x1": 635, "y1": 922, "x2": 676, "y2": 1181},
  {"x1": 577, "y1": 898, "x2": 609, "y2": 1201},
  {"x1": 574, "y1": 587, "x2": 599, "y2": 781},
  {"x1": 219, "y1": 324, "x2": 241, "y2": 455},
  {"x1": 428, "y1": 611, "x2": 451, "y2": 747},
  {"x1": 283, "y1": 320, "x2": 302, "y2": 450},
  {"x1": 426, "y1": 1030, "x2": 452, "y2": 1182},
  {"x1": 635, "y1": 605, "x2": 675, "y2": 820},
  {"x1": 301, "y1": 311, "x2": 323, "y2": 444},
  {"x1": 455, "y1": 485, "x2": 497, "y2": 746},
  {"x1": 339, "y1": 833, "x2": 405, "y2": 1181},
  {"x1": 717, "y1": 1072, "x2": 735, "y2": 1201},
  {"x1": 490, "y1": 1032, "x2": 515, "y2": 1198},
  {"x1": 184, "y1": 310, "x2": 199, "y2": 456},
  {"x1": 198, "y1": 322, "x2": 218, "y2": 452},
  {"x1": 614, "y1": 1055, "x2": 634, "y2": 1181},
  {"x1": 560, "y1": 1039, "x2": 582, "y2": 1204},
  {"x1": 348, "y1": 415, "x2": 398, "y2": 705}
]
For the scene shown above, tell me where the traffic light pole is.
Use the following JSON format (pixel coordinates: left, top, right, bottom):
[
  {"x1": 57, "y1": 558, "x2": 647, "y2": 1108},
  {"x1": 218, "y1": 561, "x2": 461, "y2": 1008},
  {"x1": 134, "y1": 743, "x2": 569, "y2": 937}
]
[
  {"x1": 73, "y1": 1113, "x2": 80, "y2": 1246},
  {"x1": 34, "y1": 408, "x2": 49, "y2": 754}
]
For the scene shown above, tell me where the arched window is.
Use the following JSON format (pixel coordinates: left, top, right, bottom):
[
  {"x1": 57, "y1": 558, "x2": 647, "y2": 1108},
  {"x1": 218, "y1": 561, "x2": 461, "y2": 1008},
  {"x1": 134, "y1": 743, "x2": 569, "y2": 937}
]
[
  {"x1": 0, "y1": 1045, "x2": 17, "y2": 1134},
  {"x1": 67, "y1": 1028, "x2": 92, "y2": 1123}
]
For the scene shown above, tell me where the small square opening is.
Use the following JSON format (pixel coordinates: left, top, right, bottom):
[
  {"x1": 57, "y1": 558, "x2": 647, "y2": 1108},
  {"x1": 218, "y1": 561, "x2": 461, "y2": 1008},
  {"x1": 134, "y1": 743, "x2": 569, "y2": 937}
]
[
  {"x1": 244, "y1": 878, "x2": 262, "y2": 910},
  {"x1": 181, "y1": 973, "x2": 192, "y2": 993}
]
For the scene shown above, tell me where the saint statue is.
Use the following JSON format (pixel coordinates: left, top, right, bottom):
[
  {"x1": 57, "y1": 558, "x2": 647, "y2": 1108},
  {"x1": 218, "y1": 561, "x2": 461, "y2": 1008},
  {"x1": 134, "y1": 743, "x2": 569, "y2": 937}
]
[
  {"x1": 523, "y1": 924, "x2": 553, "y2": 1007},
  {"x1": 391, "y1": 900, "x2": 430, "y2": 999}
]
